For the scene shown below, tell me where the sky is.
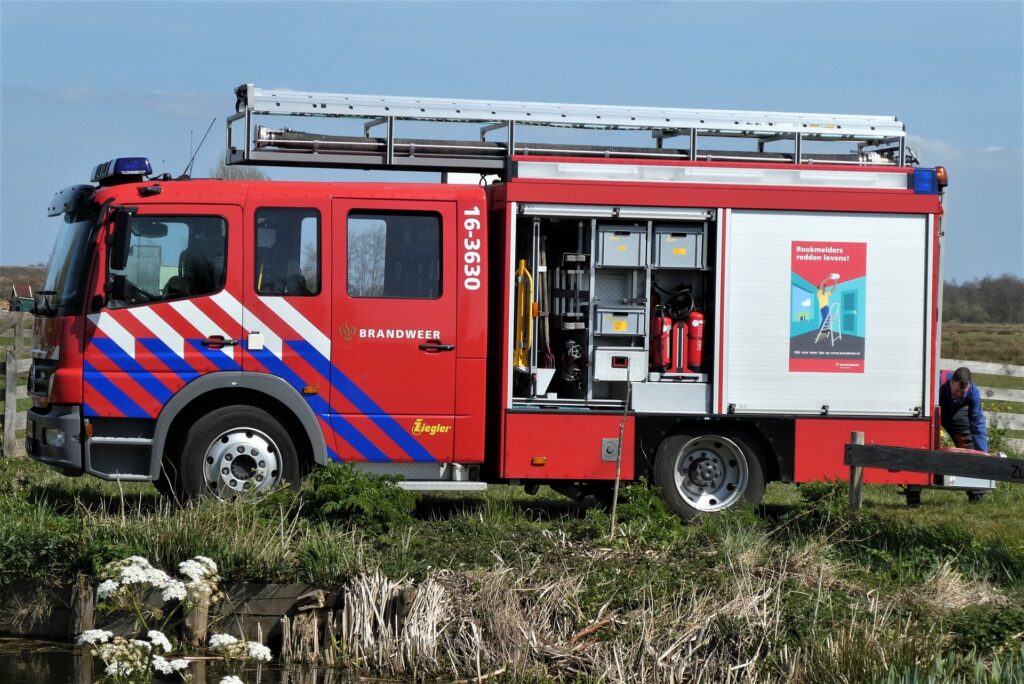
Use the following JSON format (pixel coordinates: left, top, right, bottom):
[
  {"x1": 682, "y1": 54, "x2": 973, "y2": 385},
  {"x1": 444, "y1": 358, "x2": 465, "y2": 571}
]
[{"x1": 1, "y1": 0, "x2": 1021, "y2": 282}]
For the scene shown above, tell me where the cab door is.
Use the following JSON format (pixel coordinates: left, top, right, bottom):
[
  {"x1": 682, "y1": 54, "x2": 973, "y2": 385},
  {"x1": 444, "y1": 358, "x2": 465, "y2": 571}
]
[
  {"x1": 239, "y1": 199, "x2": 336, "y2": 456},
  {"x1": 329, "y1": 198, "x2": 457, "y2": 463}
]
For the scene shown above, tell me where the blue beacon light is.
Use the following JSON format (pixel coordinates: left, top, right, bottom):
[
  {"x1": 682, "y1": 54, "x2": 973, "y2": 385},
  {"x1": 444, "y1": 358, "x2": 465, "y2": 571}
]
[{"x1": 91, "y1": 157, "x2": 153, "y2": 185}]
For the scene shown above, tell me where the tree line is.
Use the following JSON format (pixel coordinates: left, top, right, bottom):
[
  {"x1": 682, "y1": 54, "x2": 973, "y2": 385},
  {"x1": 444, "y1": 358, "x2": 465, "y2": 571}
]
[{"x1": 943, "y1": 274, "x2": 1023, "y2": 324}]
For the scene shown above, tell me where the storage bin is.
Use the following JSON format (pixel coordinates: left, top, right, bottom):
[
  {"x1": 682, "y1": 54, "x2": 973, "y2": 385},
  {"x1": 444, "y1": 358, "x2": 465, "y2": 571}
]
[
  {"x1": 596, "y1": 307, "x2": 645, "y2": 335},
  {"x1": 597, "y1": 226, "x2": 647, "y2": 267},
  {"x1": 653, "y1": 226, "x2": 703, "y2": 268}
]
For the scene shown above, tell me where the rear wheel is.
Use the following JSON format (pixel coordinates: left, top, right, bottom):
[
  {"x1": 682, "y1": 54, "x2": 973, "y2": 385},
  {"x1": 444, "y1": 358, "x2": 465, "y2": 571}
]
[
  {"x1": 177, "y1": 405, "x2": 300, "y2": 500},
  {"x1": 653, "y1": 432, "x2": 765, "y2": 521}
]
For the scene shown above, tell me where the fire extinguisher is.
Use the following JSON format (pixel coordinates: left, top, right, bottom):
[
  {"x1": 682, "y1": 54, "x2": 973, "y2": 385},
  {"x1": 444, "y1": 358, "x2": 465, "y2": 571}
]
[
  {"x1": 686, "y1": 310, "x2": 704, "y2": 373},
  {"x1": 650, "y1": 312, "x2": 673, "y2": 370}
]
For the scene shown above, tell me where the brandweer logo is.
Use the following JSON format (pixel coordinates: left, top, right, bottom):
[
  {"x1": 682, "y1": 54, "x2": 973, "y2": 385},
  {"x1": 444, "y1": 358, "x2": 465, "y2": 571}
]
[{"x1": 412, "y1": 419, "x2": 451, "y2": 436}]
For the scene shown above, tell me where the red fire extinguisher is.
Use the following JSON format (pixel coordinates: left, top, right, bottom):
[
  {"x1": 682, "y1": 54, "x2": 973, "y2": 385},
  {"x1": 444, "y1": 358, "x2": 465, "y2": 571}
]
[
  {"x1": 686, "y1": 310, "x2": 704, "y2": 373},
  {"x1": 650, "y1": 315, "x2": 673, "y2": 370}
]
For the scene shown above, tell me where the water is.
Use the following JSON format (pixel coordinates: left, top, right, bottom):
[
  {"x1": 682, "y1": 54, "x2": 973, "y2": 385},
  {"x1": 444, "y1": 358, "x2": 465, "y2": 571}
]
[{"x1": 0, "y1": 639, "x2": 358, "y2": 684}]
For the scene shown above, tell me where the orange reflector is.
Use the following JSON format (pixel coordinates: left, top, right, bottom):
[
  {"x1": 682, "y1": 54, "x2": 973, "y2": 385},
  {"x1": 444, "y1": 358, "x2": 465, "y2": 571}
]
[
  {"x1": 84, "y1": 422, "x2": 94, "y2": 438},
  {"x1": 302, "y1": 386, "x2": 319, "y2": 395},
  {"x1": 531, "y1": 456, "x2": 547, "y2": 466}
]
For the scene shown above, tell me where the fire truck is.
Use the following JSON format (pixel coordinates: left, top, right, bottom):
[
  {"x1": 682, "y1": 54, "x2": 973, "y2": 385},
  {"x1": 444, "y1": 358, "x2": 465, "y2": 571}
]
[{"x1": 26, "y1": 84, "x2": 966, "y2": 518}]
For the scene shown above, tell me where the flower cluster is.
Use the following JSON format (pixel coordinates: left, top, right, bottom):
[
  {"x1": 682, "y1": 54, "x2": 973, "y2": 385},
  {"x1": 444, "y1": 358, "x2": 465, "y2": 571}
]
[
  {"x1": 98, "y1": 556, "x2": 188, "y2": 603},
  {"x1": 208, "y1": 633, "x2": 273, "y2": 662},
  {"x1": 76, "y1": 629, "x2": 189, "y2": 682},
  {"x1": 178, "y1": 555, "x2": 223, "y2": 605}
]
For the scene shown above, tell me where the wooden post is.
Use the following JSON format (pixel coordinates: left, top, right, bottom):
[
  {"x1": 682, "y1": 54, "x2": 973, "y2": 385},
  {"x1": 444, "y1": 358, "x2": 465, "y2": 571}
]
[
  {"x1": 3, "y1": 350, "x2": 16, "y2": 459},
  {"x1": 849, "y1": 431, "x2": 865, "y2": 513},
  {"x1": 183, "y1": 592, "x2": 210, "y2": 648},
  {"x1": 69, "y1": 575, "x2": 96, "y2": 640}
]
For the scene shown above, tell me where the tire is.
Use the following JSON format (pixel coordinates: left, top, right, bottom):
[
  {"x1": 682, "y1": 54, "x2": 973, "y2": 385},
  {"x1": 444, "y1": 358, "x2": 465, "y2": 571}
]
[
  {"x1": 652, "y1": 432, "x2": 765, "y2": 522},
  {"x1": 176, "y1": 405, "x2": 300, "y2": 500}
]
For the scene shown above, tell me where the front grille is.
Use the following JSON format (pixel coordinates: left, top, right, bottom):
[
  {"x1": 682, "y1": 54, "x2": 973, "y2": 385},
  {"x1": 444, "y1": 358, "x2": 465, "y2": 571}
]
[{"x1": 28, "y1": 359, "x2": 56, "y2": 397}]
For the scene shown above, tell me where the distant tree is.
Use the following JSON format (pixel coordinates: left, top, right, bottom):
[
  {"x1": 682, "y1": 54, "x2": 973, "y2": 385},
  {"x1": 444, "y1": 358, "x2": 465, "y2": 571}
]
[
  {"x1": 943, "y1": 275, "x2": 1024, "y2": 324},
  {"x1": 209, "y1": 152, "x2": 269, "y2": 181}
]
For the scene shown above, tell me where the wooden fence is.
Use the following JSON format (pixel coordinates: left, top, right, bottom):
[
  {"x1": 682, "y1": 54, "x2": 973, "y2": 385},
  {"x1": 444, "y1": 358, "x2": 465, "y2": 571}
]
[
  {"x1": 940, "y1": 358, "x2": 1024, "y2": 452},
  {"x1": 0, "y1": 311, "x2": 32, "y2": 458}
]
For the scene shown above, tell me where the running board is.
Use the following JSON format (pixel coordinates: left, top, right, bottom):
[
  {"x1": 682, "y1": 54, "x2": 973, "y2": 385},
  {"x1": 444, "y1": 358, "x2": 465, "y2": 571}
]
[{"x1": 397, "y1": 481, "x2": 488, "y2": 492}]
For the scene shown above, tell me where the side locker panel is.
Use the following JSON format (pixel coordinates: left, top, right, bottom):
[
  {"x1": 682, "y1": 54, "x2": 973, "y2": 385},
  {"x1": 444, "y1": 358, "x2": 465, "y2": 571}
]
[
  {"x1": 503, "y1": 412, "x2": 634, "y2": 480},
  {"x1": 722, "y1": 211, "x2": 928, "y2": 416}
]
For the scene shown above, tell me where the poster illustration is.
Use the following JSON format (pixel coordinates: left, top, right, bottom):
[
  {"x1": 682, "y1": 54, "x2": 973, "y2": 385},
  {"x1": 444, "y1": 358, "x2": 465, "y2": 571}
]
[{"x1": 789, "y1": 241, "x2": 866, "y2": 373}]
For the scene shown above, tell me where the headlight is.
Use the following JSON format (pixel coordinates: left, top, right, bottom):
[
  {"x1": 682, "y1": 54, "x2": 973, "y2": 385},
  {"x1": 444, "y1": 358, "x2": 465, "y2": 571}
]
[{"x1": 44, "y1": 428, "x2": 65, "y2": 447}]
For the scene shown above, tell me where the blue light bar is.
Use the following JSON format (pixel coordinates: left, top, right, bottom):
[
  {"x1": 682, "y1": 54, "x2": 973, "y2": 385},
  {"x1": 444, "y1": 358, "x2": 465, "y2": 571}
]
[
  {"x1": 91, "y1": 157, "x2": 152, "y2": 185},
  {"x1": 911, "y1": 168, "x2": 939, "y2": 194}
]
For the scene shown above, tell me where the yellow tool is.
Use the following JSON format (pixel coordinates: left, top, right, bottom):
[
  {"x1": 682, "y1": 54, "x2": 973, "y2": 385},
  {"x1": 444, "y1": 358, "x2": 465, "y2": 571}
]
[{"x1": 513, "y1": 259, "x2": 534, "y2": 369}]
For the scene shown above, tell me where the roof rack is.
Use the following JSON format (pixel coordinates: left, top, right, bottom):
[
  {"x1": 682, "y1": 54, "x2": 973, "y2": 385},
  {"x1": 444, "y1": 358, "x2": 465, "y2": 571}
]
[{"x1": 226, "y1": 84, "x2": 912, "y2": 175}]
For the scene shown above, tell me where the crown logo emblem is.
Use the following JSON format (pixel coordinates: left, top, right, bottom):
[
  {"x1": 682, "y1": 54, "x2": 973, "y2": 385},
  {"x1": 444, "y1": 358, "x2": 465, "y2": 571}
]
[{"x1": 338, "y1": 322, "x2": 357, "y2": 342}]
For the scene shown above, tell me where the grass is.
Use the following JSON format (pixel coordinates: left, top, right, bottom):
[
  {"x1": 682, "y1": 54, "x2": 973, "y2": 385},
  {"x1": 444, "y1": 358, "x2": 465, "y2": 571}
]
[
  {"x1": 1, "y1": 458, "x2": 1023, "y2": 682},
  {"x1": 942, "y1": 323, "x2": 1024, "y2": 365}
]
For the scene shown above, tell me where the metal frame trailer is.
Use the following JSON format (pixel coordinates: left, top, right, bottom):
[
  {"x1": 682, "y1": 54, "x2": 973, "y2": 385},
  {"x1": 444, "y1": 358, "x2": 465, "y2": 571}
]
[{"x1": 26, "y1": 85, "x2": 961, "y2": 517}]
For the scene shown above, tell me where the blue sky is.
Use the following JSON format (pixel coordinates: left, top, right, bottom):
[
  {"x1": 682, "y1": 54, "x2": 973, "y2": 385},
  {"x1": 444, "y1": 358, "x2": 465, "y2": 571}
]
[{"x1": 1, "y1": 1, "x2": 1021, "y2": 282}]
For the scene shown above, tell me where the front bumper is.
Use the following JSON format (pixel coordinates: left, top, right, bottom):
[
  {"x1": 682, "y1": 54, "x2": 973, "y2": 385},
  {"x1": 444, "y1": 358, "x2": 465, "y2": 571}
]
[{"x1": 25, "y1": 405, "x2": 84, "y2": 476}]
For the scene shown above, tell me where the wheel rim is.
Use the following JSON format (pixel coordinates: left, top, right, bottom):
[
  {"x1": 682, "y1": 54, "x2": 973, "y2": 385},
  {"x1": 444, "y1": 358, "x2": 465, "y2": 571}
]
[
  {"x1": 202, "y1": 426, "x2": 282, "y2": 498},
  {"x1": 671, "y1": 435, "x2": 748, "y2": 512}
]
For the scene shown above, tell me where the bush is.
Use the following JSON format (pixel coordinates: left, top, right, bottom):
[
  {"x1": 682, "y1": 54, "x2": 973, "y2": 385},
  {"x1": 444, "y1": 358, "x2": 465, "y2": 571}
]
[{"x1": 301, "y1": 463, "x2": 417, "y2": 534}]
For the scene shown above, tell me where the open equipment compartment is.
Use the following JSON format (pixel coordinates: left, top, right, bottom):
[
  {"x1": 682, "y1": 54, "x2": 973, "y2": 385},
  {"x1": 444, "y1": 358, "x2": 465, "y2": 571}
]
[{"x1": 510, "y1": 205, "x2": 716, "y2": 413}]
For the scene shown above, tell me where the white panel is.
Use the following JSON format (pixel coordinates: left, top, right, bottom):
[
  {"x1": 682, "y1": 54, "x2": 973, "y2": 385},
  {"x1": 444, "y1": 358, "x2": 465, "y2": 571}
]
[
  {"x1": 723, "y1": 211, "x2": 927, "y2": 415},
  {"x1": 516, "y1": 161, "x2": 909, "y2": 191}
]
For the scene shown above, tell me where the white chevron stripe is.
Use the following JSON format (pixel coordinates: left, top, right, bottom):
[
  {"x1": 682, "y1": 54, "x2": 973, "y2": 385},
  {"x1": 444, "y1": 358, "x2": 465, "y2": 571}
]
[
  {"x1": 87, "y1": 312, "x2": 136, "y2": 359},
  {"x1": 262, "y1": 297, "x2": 331, "y2": 359},
  {"x1": 128, "y1": 307, "x2": 185, "y2": 360},
  {"x1": 211, "y1": 291, "x2": 283, "y2": 359},
  {"x1": 170, "y1": 300, "x2": 234, "y2": 358}
]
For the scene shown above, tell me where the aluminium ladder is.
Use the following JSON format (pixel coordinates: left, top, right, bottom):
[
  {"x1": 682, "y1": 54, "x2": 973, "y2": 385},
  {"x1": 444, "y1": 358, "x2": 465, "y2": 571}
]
[{"x1": 227, "y1": 83, "x2": 912, "y2": 175}]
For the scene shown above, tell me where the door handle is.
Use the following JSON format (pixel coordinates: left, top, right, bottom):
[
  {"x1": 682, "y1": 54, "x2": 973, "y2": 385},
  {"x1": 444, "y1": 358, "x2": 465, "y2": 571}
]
[
  {"x1": 419, "y1": 342, "x2": 455, "y2": 353},
  {"x1": 201, "y1": 335, "x2": 239, "y2": 348}
]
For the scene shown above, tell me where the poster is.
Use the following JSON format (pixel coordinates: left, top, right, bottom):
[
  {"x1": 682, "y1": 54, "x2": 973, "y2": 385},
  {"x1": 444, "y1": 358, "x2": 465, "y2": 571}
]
[{"x1": 789, "y1": 241, "x2": 866, "y2": 373}]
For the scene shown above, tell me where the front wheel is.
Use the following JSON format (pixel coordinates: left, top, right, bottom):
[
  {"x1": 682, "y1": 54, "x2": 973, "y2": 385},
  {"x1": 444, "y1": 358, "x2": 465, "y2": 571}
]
[
  {"x1": 652, "y1": 432, "x2": 765, "y2": 521},
  {"x1": 176, "y1": 405, "x2": 300, "y2": 500}
]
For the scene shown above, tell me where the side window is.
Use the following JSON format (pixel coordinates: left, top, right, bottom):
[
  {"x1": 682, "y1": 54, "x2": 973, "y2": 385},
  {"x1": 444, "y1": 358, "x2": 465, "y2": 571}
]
[
  {"x1": 255, "y1": 208, "x2": 321, "y2": 296},
  {"x1": 347, "y1": 212, "x2": 441, "y2": 299},
  {"x1": 117, "y1": 215, "x2": 226, "y2": 305}
]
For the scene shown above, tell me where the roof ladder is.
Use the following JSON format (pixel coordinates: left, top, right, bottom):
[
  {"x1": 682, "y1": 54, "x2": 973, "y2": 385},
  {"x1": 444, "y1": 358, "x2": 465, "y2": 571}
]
[{"x1": 226, "y1": 83, "x2": 911, "y2": 175}]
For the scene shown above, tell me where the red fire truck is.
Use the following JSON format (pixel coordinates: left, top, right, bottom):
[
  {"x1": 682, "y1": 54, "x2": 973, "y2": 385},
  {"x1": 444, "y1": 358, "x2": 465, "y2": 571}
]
[{"x1": 26, "y1": 84, "x2": 964, "y2": 518}]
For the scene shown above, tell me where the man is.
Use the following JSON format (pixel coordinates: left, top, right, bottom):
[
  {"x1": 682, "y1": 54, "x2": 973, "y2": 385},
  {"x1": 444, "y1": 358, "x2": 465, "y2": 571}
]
[{"x1": 939, "y1": 366, "x2": 988, "y2": 453}]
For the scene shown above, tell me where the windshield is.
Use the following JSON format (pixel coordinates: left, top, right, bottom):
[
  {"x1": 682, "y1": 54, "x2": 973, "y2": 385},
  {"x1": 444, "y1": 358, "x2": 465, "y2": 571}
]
[{"x1": 40, "y1": 214, "x2": 96, "y2": 315}]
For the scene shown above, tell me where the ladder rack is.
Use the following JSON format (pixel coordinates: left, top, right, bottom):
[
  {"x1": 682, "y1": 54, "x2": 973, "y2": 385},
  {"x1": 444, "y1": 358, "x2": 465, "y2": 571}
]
[{"x1": 226, "y1": 84, "x2": 912, "y2": 175}]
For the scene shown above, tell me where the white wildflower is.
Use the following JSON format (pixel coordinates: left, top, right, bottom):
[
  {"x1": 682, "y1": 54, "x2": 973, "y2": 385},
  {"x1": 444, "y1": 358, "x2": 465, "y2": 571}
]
[
  {"x1": 151, "y1": 655, "x2": 174, "y2": 675},
  {"x1": 132, "y1": 639, "x2": 153, "y2": 650},
  {"x1": 161, "y1": 579, "x2": 187, "y2": 602},
  {"x1": 178, "y1": 559, "x2": 206, "y2": 582},
  {"x1": 151, "y1": 654, "x2": 189, "y2": 675},
  {"x1": 208, "y1": 633, "x2": 239, "y2": 649},
  {"x1": 246, "y1": 641, "x2": 272, "y2": 662},
  {"x1": 96, "y1": 579, "x2": 120, "y2": 600},
  {"x1": 76, "y1": 629, "x2": 112, "y2": 645},
  {"x1": 147, "y1": 630, "x2": 172, "y2": 653},
  {"x1": 219, "y1": 676, "x2": 244, "y2": 684},
  {"x1": 125, "y1": 556, "x2": 153, "y2": 568},
  {"x1": 119, "y1": 563, "x2": 151, "y2": 585},
  {"x1": 105, "y1": 660, "x2": 136, "y2": 676}
]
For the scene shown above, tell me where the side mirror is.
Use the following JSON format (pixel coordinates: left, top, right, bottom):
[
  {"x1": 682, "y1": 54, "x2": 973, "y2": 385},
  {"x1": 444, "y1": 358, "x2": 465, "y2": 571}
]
[{"x1": 109, "y1": 207, "x2": 136, "y2": 272}]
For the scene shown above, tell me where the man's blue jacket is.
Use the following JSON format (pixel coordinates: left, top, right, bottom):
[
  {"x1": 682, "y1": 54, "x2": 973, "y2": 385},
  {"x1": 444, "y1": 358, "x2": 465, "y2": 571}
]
[{"x1": 939, "y1": 377, "x2": 989, "y2": 452}]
